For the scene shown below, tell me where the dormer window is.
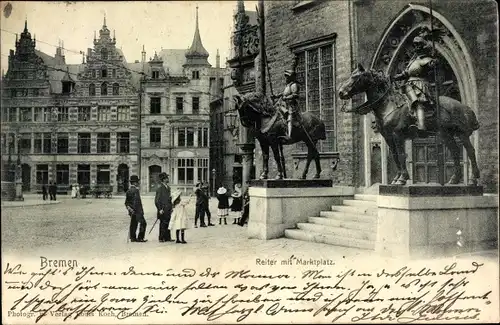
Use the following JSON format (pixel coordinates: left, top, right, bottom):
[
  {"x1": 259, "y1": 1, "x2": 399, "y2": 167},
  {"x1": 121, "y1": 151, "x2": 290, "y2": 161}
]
[
  {"x1": 152, "y1": 71, "x2": 160, "y2": 79},
  {"x1": 62, "y1": 82, "x2": 73, "y2": 94},
  {"x1": 192, "y1": 70, "x2": 200, "y2": 80},
  {"x1": 101, "y1": 48, "x2": 108, "y2": 60}
]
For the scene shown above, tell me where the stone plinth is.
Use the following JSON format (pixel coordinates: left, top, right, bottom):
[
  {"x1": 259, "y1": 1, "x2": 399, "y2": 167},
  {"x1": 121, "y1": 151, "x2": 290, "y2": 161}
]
[
  {"x1": 376, "y1": 184, "x2": 498, "y2": 259},
  {"x1": 248, "y1": 179, "x2": 354, "y2": 240}
]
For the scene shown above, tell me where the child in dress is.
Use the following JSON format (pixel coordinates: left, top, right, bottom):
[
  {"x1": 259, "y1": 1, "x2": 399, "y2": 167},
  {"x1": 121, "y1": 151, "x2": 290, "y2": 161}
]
[
  {"x1": 168, "y1": 191, "x2": 190, "y2": 244},
  {"x1": 216, "y1": 187, "x2": 229, "y2": 225},
  {"x1": 230, "y1": 183, "x2": 243, "y2": 224}
]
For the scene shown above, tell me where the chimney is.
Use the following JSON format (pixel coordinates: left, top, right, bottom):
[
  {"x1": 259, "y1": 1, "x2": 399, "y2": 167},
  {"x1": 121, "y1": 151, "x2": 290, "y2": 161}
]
[
  {"x1": 216, "y1": 49, "x2": 220, "y2": 68},
  {"x1": 87, "y1": 48, "x2": 92, "y2": 61}
]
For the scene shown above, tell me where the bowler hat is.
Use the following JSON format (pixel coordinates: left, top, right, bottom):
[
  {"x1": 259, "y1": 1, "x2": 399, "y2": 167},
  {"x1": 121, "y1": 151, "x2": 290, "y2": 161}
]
[
  {"x1": 130, "y1": 175, "x2": 140, "y2": 183},
  {"x1": 159, "y1": 172, "x2": 168, "y2": 181}
]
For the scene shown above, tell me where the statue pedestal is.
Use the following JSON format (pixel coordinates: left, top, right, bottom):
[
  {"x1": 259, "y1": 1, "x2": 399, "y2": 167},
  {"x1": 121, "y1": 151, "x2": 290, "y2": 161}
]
[
  {"x1": 248, "y1": 179, "x2": 354, "y2": 240},
  {"x1": 376, "y1": 184, "x2": 498, "y2": 259}
]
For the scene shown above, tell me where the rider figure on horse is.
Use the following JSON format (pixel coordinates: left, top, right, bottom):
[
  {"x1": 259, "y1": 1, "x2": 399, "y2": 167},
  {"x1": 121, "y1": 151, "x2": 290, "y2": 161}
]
[
  {"x1": 393, "y1": 32, "x2": 437, "y2": 136},
  {"x1": 276, "y1": 67, "x2": 300, "y2": 142}
]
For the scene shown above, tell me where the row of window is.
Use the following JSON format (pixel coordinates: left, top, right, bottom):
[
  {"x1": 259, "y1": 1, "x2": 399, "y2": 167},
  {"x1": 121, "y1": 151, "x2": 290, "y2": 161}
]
[
  {"x1": 3, "y1": 132, "x2": 131, "y2": 154},
  {"x1": 149, "y1": 96, "x2": 199, "y2": 114},
  {"x1": 176, "y1": 158, "x2": 209, "y2": 184},
  {"x1": 148, "y1": 127, "x2": 209, "y2": 148},
  {"x1": 10, "y1": 89, "x2": 43, "y2": 97},
  {"x1": 35, "y1": 164, "x2": 110, "y2": 186},
  {"x1": 2, "y1": 106, "x2": 131, "y2": 122},
  {"x1": 89, "y1": 83, "x2": 120, "y2": 96}
]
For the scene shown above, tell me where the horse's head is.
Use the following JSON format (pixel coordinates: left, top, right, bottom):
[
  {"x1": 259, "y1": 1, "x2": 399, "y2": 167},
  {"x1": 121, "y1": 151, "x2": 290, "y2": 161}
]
[
  {"x1": 338, "y1": 63, "x2": 379, "y2": 100},
  {"x1": 233, "y1": 92, "x2": 274, "y2": 128}
]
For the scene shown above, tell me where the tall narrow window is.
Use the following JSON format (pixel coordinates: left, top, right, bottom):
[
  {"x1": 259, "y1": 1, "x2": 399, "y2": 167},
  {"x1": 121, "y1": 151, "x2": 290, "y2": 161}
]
[
  {"x1": 150, "y1": 97, "x2": 161, "y2": 115},
  {"x1": 19, "y1": 133, "x2": 31, "y2": 154},
  {"x1": 149, "y1": 128, "x2": 161, "y2": 147},
  {"x1": 89, "y1": 83, "x2": 96, "y2": 96},
  {"x1": 177, "y1": 158, "x2": 195, "y2": 184},
  {"x1": 57, "y1": 107, "x2": 69, "y2": 122},
  {"x1": 117, "y1": 106, "x2": 129, "y2": 121},
  {"x1": 112, "y1": 83, "x2": 119, "y2": 95},
  {"x1": 34, "y1": 133, "x2": 42, "y2": 153},
  {"x1": 34, "y1": 107, "x2": 43, "y2": 122},
  {"x1": 294, "y1": 42, "x2": 336, "y2": 152},
  {"x1": 98, "y1": 106, "x2": 111, "y2": 121},
  {"x1": 117, "y1": 132, "x2": 130, "y2": 153},
  {"x1": 176, "y1": 97, "x2": 183, "y2": 114},
  {"x1": 36, "y1": 164, "x2": 49, "y2": 185},
  {"x1": 112, "y1": 69, "x2": 116, "y2": 78},
  {"x1": 192, "y1": 97, "x2": 200, "y2": 114},
  {"x1": 197, "y1": 158, "x2": 209, "y2": 183},
  {"x1": 97, "y1": 133, "x2": 111, "y2": 153},
  {"x1": 152, "y1": 70, "x2": 160, "y2": 79},
  {"x1": 20, "y1": 107, "x2": 32, "y2": 122},
  {"x1": 77, "y1": 164, "x2": 91, "y2": 185},
  {"x1": 101, "y1": 67, "x2": 108, "y2": 78},
  {"x1": 101, "y1": 82, "x2": 108, "y2": 96},
  {"x1": 192, "y1": 71, "x2": 200, "y2": 79},
  {"x1": 78, "y1": 107, "x2": 91, "y2": 121},
  {"x1": 42, "y1": 133, "x2": 52, "y2": 154},
  {"x1": 57, "y1": 133, "x2": 69, "y2": 153},
  {"x1": 8, "y1": 107, "x2": 17, "y2": 122},
  {"x1": 97, "y1": 165, "x2": 110, "y2": 184},
  {"x1": 186, "y1": 127, "x2": 194, "y2": 147},
  {"x1": 56, "y1": 164, "x2": 70, "y2": 187},
  {"x1": 178, "y1": 128, "x2": 186, "y2": 147},
  {"x1": 78, "y1": 133, "x2": 91, "y2": 154}
]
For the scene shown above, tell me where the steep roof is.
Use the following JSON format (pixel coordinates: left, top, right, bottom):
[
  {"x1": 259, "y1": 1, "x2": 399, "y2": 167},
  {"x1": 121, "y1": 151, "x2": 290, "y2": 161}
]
[{"x1": 184, "y1": 6, "x2": 210, "y2": 67}]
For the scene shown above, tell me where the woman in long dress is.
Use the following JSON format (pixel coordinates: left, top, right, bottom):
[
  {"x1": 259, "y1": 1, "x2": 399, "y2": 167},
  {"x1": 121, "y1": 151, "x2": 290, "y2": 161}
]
[
  {"x1": 229, "y1": 183, "x2": 242, "y2": 224},
  {"x1": 71, "y1": 184, "x2": 77, "y2": 199},
  {"x1": 169, "y1": 191, "x2": 190, "y2": 244}
]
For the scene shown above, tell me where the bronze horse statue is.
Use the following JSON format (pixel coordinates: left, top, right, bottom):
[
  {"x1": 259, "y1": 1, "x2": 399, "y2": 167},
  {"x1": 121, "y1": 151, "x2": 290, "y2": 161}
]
[
  {"x1": 338, "y1": 64, "x2": 480, "y2": 185},
  {"x1": 233, "y1": 92, "x2": 326, "y2": 179}
]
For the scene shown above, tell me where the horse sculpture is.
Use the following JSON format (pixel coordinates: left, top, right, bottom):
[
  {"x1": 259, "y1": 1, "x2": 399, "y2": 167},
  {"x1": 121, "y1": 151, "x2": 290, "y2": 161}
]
[
  {"x1": 338, "y1": 64, "x2": 480, "y2": 186},
  {"x1": 233, "y1": 92, "x2": 327, "y2": 179}
]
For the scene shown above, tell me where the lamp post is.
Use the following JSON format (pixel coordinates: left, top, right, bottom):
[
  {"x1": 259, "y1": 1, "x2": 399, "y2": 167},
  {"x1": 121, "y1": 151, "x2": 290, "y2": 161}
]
[
  {"x1": 211, "y1": 168, "x2": 216, "y2": 197},
  {"x1": 14, "y1": 132, "x2": 24, "y2": 201}
]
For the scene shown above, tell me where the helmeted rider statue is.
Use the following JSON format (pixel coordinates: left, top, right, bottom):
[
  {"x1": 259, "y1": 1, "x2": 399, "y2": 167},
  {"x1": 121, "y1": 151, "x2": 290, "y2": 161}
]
[
  {"x1": 275, "y1": 66, "x2": 300, "y2": 142},
  {"x1": 393, "y1": 31, "x2": 437, "y2": 137}
]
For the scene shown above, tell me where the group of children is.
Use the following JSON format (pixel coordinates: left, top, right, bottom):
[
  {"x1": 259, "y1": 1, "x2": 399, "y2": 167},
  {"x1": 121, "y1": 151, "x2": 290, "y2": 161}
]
[{"x1": 216, "y1": 183, "x2": 244, "y2": 225}]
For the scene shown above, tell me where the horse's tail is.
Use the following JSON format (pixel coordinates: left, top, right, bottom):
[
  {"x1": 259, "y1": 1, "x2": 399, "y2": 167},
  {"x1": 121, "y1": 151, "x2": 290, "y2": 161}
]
[{"x1": 468, "y1": 109, "x2": 480, "y2": 131}]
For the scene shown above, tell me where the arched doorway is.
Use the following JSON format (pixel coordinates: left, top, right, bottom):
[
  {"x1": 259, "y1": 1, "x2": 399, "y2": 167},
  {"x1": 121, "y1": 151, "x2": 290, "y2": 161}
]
[
  {"x1": 368, "y1": 4, "x2": 477, "y2": 185},
  {"x1": 148, "y1": 165, "x2": 161, "y2": 192},
  {"x1": 21, "y1": 164, "x2": 31, "y2": 191},
  {"x1": 117, "y1": 164, "x2": 129, "y2": 193}
]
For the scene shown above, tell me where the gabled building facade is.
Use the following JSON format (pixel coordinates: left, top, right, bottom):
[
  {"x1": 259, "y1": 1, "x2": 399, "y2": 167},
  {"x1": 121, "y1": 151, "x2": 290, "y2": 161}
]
[
  {"x1": 139, "y1": 7, "x2": 226, "y2": 194},
  {"x1": 1, "y1": 19, "x2": 140, "y2": 193}
]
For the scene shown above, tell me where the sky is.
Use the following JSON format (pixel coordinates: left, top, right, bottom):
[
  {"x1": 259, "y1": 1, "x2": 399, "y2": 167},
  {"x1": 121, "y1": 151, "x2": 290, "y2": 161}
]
[{"x1": 0, "y1": 1, "x2": 259, "y2": 70}]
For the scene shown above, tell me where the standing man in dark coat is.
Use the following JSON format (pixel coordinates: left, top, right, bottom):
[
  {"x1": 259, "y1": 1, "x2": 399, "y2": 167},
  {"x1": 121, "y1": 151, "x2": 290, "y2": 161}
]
[
  {"x1": 124, "y1": 175, "x2": 147, "y2": 243},
  {"x1": 202, "y1": 182, "x2": 214, "y2": 226},
  {"x1": 155, "y1": 172, "x2": 173, "y2": 242},
  {"x1": 42, "y1": 184, "x2": 48, "y2": 201},
  {"x1": 194, "y1": 183, "x2": 207, "y2": 228}
]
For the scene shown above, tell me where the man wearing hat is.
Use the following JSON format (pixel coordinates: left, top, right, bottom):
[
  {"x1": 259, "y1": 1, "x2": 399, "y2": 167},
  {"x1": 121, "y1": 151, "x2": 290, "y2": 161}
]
[
  {"x1": 155, "y1": 172, "x2": 173, "y2": 242},
  {"x1": 393, "y1": 32, "x2": 437, "y2": 136},
  {"x1": 124, "y1": 175, "x2": 147, "y2": 242},
  {"x1": 275, "y1": 63, "x2": 300, "y2": 142}
]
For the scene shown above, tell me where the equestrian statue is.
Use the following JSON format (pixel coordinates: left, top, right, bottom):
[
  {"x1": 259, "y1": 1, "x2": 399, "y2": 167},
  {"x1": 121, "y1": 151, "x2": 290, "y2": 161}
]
[
  {"x1": 338, "y1": 29, "x2": 480, "y2": 186},
  {"x1": 233, "y1": 62, "x2": 327, "y2": 180}
]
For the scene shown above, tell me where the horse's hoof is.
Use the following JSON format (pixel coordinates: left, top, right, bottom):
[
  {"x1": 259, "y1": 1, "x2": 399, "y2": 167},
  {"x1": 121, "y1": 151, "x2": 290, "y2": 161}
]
[
  {"x1": 299, "y1": 175, "x2": 307, "y2": 180},
  {"x1": 275, "y1": 174, "x2": 284, "y2": 180},
  {"x1": 259, "y1": 175, "x2": 268, "y2": 180},
  {"x1": 313, "y1": 174, "x2": 321, "y2": 179}
]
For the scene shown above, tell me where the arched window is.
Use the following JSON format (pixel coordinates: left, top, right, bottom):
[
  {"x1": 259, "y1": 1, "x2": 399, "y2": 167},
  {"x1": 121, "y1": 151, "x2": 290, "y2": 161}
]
[
  {"x1": 112, "y1": 83, "x2": 119, "y2": 95},
  {"x1": 101, "y1": 48, "x2": 108, "y2": 60},
  {"x1": 89, "y1": 83, "x2": 96, "y2": 96},
  {"x1": 101, "y1": 82, "x2": 108, "y2": 96}
]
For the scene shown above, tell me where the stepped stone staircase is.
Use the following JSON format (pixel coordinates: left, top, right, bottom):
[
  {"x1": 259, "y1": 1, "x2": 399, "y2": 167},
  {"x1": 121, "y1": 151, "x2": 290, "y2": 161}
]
[{"x1": 284, "y1": 194, "x2": 378, "y2": 250}]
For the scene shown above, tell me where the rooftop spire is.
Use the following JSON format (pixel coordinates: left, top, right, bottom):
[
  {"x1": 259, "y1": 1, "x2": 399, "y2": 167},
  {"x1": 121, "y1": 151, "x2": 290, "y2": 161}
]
[
  {"x1": 184, "y1": 4, "x2": 210, "y2": 66},
  {"x1": 24, "y1": 19, "x2": 28, "y2": 33},
  {"x1": 103, "y1": 14, "x2": 106, "y2": 28}
]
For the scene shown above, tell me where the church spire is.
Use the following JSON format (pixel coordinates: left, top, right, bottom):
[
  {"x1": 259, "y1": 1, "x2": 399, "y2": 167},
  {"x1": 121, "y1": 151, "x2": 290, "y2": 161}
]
[{"x1": 184, "y1": 5, "x2": 210, "y2": 67}]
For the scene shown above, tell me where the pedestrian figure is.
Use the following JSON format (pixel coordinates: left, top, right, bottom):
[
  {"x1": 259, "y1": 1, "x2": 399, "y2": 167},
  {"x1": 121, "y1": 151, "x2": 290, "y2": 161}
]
[
  {"x1": 202, "y1": 182, "x2": 215, "y2": 226},
  {"x1": 230, "y1": 183, "x2": 243, "y2": 224},
  {"x1": 42, "y1": 184, "x2": 47, "y2": 201},
  {"x1": 238, "y1": 187, "x2": 250, "y2": 227},
  {"x1": 216, "y1": 186, "x2": 229, "y2": 225},
  {"x1": 194, "y1": 183, "x2": 207, "y2": 228},
  {"x1": 76, "y1": 184, "x2": 80, "y2": 199},
  {"x1": 71, "y1": 184, "x2": 77, "y2": 199},
  {"x1": 124, "y1": 175, "x2": 147, "y2": 243},
  {"x1": 52, "y1": 182, "x2": 57, "y2": 201},
  {"x1": 169, "y1": 191, "x2": 189, "y2": 244},
  {"x1": 155, "y1": 172, "x2": 173, "y2": 242}
]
